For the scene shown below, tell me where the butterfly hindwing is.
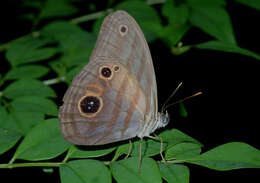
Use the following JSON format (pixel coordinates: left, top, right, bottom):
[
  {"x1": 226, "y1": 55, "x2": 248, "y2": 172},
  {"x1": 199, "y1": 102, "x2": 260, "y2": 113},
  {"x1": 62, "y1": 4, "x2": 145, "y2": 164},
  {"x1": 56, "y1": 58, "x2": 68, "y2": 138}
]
[{"x1": 59, "y1": 11, "x2": 158, "y2": 145}]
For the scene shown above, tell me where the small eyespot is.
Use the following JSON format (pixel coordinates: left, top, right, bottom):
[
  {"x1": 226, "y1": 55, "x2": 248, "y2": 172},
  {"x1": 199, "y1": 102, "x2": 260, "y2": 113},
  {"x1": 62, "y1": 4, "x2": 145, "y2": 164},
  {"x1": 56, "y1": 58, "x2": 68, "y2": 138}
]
[
  {"x1": 101, "y1": 67, "x2": 112, "y2": 78},
  {"x1": 79, "y1": 96, "x2": 101, "y2": 114},
  {"x1": 113, "y1": 65, "x2": 120, "y2": 72},
  {"x1": 119, "y1": 25, "x2": 128, "y2": 36}
]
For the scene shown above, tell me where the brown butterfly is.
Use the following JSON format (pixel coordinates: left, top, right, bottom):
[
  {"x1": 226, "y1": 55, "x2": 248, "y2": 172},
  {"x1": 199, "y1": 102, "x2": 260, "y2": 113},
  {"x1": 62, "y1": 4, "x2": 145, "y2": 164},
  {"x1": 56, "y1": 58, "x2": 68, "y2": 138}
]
[{"x1": 59, "y1": 10, "x2": 169, "y2": 146}]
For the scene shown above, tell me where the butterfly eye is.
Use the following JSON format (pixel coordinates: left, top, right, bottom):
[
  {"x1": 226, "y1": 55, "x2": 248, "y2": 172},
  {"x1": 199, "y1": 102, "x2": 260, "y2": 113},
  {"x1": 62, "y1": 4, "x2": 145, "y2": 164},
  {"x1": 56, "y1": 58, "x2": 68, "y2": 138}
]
[
  {"x1": 119, "y1": 25, "x2": 128, "y2": 36},
  {"x1": 78, "y1": 95, "x2": 103, "y2": 117}
]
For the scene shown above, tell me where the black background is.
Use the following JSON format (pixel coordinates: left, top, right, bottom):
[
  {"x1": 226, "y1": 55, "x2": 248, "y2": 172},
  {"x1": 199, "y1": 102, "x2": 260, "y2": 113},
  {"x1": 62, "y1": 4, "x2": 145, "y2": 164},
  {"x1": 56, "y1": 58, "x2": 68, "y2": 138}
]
[{"x1": 0, "y1": 0, "x2": 259, "y2": 182}]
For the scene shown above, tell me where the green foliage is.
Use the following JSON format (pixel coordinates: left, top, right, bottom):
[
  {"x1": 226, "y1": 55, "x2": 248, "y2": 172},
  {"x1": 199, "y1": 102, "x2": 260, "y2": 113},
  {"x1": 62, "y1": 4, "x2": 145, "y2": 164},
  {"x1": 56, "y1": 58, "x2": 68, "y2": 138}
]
[
  {"x1": 186, "y1": 142, "x2": 260, "y2": 170},
  {"x1": 0, "y1": 0, "x2": 260, "y2": 183},
  {"x1": 159, "y1": 163, "x2": 190, "y2": 183}
]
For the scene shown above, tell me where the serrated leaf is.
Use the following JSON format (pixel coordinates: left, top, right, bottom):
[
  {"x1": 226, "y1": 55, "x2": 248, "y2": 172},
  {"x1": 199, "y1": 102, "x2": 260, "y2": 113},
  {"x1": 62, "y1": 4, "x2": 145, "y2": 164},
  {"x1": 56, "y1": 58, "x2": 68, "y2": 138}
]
[
  {"x1": 166, "y1": 142, "x2": 201, "y2": 160},
  {"x1": 111, "y1": 157, "x2": 162, "y2": 183},
  {"x1": 115, "y1": 1, "x2": 162, "y2": 42},
  {"x1": 3, "y1": 79, "x2": 56, "y2": 99},
  {"x1": 195, "y1": 41, "x2": 260, "y2": 60},
  {"x1": 158, "y1": 163, "x2": 190, "y2": 183},
  {"x1": 67, "y1": 145, "x2": 116, "y2": 159},
  {"x1": 186, "y1": 142, "x2": 260, "y2": 170},
  {"x1": 5, "y1": 65, "x2": 50, "y2": 80},
  {"x1": 39, "y1": 0, "x2": 78, "y2": 20},
  {"x1": 189, "y1": 5, "x2": 236, "y2": 44},
  {"x1": 11, "y1": 96, "x2": 58, "y2": 116},
  {"x1": 6, "y1": 36, "x2": 56, "y2": 66},
  {"x1": 14, "y1": 118, "x2": 70, "y2": 161},
  {"x1": 60, "y1": 159, "x2": 111, "y2": 183},
  {"x1": 233, "y1": 0, "x2": 260, "y2": 11}
]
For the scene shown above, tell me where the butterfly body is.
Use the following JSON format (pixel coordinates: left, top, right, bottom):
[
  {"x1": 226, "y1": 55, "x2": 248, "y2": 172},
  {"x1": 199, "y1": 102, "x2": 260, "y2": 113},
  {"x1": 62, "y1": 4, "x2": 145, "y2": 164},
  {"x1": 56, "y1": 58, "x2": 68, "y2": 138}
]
[{"x1": 59, "y1": 10, "x2": 169, "y2": 145}]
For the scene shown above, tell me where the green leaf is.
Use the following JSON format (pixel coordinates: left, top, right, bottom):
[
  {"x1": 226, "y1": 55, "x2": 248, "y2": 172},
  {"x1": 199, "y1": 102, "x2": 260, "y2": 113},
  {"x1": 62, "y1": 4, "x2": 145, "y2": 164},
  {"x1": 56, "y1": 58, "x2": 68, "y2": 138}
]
[
  {"x1": 0, "y1": 106, "x2": 20, "y2": 133},
  {"x1": 112, "y1": 143, "x2": 131, "y2": 161},
  {"x1": 11, "y1": 96, "x2": 58, "y2": 116},
  {"x1": 6, "y1": 36, "x2": 57, "y2": 66},
  {"x1": 3, "y1": 79, "x2": 56, "y2": 99},
  {"x1": 65, "y1": 65, "x2": 84, "y2": 83},
  {"x1": 160, "y1": 129, "x2": 202, "y2": 148},
  {"x1": 165, "y1": 142, "x2": 202, "y2": 160},
  {"x1": 189, "y1": 5, "x2": 236, "y2": 44},
  {"x1": 186, "y1": 142, "x2": 260, "y2": 170},
  {"x1": 0, "y1": 128, "x2": 21, "y2": 155},
  {"x1": 14, "y1": 118, "x2": 70, "y2": 160},
  {"x1": 162, "y1": 1, "x2": 189, "y2": 25},
  {"x1": 179, "y1": 103, "x2": 188, "y2": 118},
  {"x1": 48, "y1": 59, "x2": 66, "y2": 77},
  {"x1": 195, "y1": 41, "x2": 260, "y2": 60},
  {"x1": 111, "y1": 157, "x2": 162, "y2": 183},
  {"x1": 42, "y1": 21, "x2": 96, "y2": 67},
  {"x1": 5, "y1": 65, "x2": 50, "y2": 80},
  {"x1": 113, "y1": 139, "x2": 165, "y2": 160},
  {"x1": 234, "y1": 0, "x2": 260, "y2": 11},
  {"x1": 158, "y1": 163, "x2": 190, "y2": 183},
  {"x1": 60, "y1": 159, "x2": 111, "y2": 183},
  {"x1": 131, "y1": 139, "x2": 166, "y2": 157},
  {"x1": 39, "y1": 0, "x2": 78, "y2": 20},
  {"x1": 159, "y1": 24, "x2": 190, "y2": 47},
  {"x1": 10, "y1": 111, "x2": 45, "y2": 135},
  {"x1": 187, "y1": 0, "x2": 226, "y2": 6},
  {"x1": 67, "y1": 145, "x2": 116, "y2": 159},
  {"x1": 115, "y1": 1, "x2": 162, "y2": 42},
  {"x1": 0, "y1": 107, "x2": 22, "y2": 154}
]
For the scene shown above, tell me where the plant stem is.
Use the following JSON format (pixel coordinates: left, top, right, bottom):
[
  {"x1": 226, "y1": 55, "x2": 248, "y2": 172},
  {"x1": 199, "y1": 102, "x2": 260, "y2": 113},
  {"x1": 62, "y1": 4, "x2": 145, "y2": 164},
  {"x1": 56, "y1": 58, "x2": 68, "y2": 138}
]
[
  {"x1": 166, "y1": 159, "x2": 186, "y2": 164},
  {"x1": 0, "y1": 162, "x2": 62, "y2": 169},
  {"x1": 43, "y1": 76, "x2": 65, "y2": 86},
  {"x1": 70, "y1": 9, "x2": 113, "y2": 24}
]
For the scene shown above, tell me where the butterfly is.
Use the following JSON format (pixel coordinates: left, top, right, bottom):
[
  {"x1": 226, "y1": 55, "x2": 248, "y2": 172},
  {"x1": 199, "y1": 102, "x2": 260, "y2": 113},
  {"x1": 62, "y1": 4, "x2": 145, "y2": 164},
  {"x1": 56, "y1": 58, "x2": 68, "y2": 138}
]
[{"x1": 59, "y1": 10, "x2": 169, "y2": 146}]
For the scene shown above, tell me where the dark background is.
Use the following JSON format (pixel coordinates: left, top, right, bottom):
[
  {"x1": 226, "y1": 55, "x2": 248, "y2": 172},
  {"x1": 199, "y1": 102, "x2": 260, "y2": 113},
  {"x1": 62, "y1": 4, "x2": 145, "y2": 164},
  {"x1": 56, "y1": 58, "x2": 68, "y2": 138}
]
[{"x1": 0, "y1": 0, "x2": 259, "y2": 182}]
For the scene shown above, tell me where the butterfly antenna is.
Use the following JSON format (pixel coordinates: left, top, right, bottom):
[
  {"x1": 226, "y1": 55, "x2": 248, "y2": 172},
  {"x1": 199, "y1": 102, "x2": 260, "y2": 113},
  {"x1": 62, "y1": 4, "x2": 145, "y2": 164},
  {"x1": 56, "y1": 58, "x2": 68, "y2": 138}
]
[
  {"x1": 161, "y1": 82, "x2": 183, "y2": 112},
  {"x1": 164, "y1": 91, "x2": 202, "y2": 110}
]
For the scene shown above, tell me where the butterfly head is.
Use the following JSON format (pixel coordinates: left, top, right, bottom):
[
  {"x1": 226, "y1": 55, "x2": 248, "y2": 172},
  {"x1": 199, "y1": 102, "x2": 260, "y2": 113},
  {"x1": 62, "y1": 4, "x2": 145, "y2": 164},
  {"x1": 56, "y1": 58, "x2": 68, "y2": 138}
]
[{"x1": 159, "y1": 110, "x2": 170, "y2": 128}]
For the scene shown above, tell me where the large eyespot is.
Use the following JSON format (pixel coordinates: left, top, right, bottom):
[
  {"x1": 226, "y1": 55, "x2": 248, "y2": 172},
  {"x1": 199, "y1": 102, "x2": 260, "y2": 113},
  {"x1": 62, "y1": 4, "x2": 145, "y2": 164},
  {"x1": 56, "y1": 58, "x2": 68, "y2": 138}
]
[
  {"x1": 99, "y1": 66, "x2": 113, "y2": 80},
  {"x1": 119, "y1": 24, "x2": 128, "y2": 36},
  {"x1": 78, "y1": 95, "x2": 103, "y2": 118}
]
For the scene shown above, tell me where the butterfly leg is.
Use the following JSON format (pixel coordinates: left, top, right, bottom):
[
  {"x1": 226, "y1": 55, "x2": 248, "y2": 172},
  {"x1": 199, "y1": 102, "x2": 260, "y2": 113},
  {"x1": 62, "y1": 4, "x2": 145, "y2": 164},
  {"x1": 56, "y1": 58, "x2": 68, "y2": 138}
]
[
  {"x1": 138, "y1": 137, "x2": 143, "y2": 173},
  {"x1": 124, "y1": 140, "x2": 132, "y2": 159},
  {"x1": 148, "y1": 134, "x2": 167, "y2": 164}
]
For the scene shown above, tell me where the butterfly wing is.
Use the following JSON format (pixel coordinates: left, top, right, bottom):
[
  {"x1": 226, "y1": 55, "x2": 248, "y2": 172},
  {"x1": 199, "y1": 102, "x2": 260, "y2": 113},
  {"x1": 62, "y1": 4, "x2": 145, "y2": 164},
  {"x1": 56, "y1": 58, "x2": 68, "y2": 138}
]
[{"x1": 59, "y1": 11, "x2": 157, "y2": 145}]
